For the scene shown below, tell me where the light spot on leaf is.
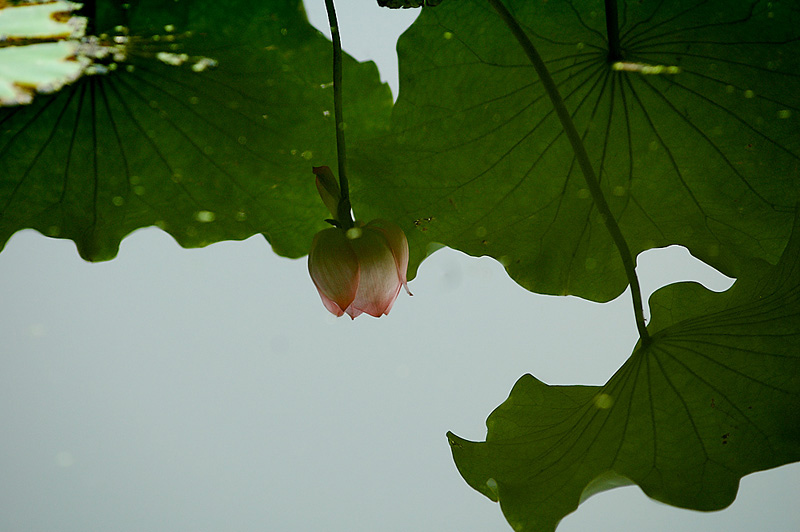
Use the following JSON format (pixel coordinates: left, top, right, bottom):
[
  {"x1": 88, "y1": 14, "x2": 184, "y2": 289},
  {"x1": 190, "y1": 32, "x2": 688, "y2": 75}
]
[
  {"x1": 194, "y1": 210, "x2": 216, "y2": 223},
  {"x1": 191, "y1": 57, "x2": 218, "y2": 72},
  {"x1": 486, "y1": 478, "x2": 499, "y2": 497},
  {"x1": 612, "y1": 62, "x2": 681, "y2": 75},
  {"x1": 593, "y1": 393, "x2": 614, "y2": 409},
  {"x1": 156, "y1": 51, "x2": 188, "y2": 66}
]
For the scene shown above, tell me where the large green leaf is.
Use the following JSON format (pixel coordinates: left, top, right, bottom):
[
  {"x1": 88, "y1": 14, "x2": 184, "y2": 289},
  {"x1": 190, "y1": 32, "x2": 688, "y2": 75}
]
[
  {"x1": 354, "y1": 0, "x2": 800, "y2": 301},
  {"x1": 0, "y1": 0, "x2": 392, "y2": 260},
  {"x1": 447, "y1": 209, "x2": 800, "y2": 531}
]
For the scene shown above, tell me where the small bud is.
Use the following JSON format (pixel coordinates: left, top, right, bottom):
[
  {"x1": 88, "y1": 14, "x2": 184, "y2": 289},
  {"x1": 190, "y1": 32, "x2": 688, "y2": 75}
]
[{"x1": 312, "y1": 166, "x2": 341, "y2": 219}]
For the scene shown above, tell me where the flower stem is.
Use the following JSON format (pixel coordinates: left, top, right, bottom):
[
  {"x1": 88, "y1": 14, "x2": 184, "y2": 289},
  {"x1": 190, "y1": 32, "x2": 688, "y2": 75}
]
[
  {"x1": 324, "y1": 0, "x2": 354, "y2": 228},
  {"x1": 79, "y1": 0, "x2": 97, "y2": 34},
  {"x1": 487, "y1": 0, "x2": 650, "y2": 346},
  {"x1": 604, "y1": 0, "x2": 622, "y2": 62}
]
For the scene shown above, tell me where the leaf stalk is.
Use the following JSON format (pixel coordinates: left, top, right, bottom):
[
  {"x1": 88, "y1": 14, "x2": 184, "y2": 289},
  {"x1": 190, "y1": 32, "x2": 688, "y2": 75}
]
[
  {"x1": 604, "y1": 0, "x2": 622, "y2": 62},
  {"x1": 487, "y1": 0, "x2": 650, "y2": 346},
  {"x1": 324, "y1": 0, "x2": 354, "y2": 228}
]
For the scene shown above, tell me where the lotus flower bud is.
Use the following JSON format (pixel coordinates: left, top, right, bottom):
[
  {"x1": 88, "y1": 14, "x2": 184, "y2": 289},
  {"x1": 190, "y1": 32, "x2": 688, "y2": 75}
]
[
  {"x1": 312, "y1": 166, "x2": 341, "y2": 219},
  {"x1": 308, "y1": 219, "x2": 411, "y2": 318}
]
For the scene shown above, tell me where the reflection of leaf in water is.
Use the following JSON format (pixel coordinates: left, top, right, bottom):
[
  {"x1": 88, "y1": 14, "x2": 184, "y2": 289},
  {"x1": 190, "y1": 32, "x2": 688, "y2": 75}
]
[
  {"x1": 355, "y1": 0, "x2": 800, "y2": 302},
  {"x1": 0, "y1": 0, "x2": 392, "y2": 260}
]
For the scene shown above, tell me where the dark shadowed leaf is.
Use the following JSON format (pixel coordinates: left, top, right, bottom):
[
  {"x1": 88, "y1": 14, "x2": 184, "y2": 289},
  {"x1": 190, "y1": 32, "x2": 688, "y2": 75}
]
[
  {"x1": 0, "y1": 0, "x2": 392, "y2": 260},
  {"x1": 354, "y1": 0, "x2": 800, "y2": 301}
]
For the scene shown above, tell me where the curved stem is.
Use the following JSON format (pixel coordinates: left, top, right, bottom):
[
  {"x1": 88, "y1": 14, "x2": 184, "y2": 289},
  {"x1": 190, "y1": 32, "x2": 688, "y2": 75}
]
[
  {"x1": 605, "y1": 0, "x2": 622, "y2": 62},
  {"x1": 324, "y1": 0, "x2": 354, "y2": 228},
  {"x1": 79, "y1": 0, "x2": 97, "y2": 34},
  {"x1": 487, "y1": 0, "x2": 650, "y2": 346}
]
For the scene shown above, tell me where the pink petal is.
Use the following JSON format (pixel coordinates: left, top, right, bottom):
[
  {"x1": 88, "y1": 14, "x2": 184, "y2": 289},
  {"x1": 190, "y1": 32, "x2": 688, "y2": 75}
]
[
  {"x1": 365, "y1": 219, "x2": 412, "y2": 296},
  {"x1": 344, "y1": 306, "x2": 363, "y2": 319},
  {"x1": 319, "y1": 292, "x2": 346, "y2": 317},
  {"x1": 380, "y1": 283, "x2": 404, "y2": 315},
  {"x1": 308, "y1": 228, "x2": 359, "y2": 316},
  {"x1": 348, "y1": 227, "x2": 402, "y2": 317}
]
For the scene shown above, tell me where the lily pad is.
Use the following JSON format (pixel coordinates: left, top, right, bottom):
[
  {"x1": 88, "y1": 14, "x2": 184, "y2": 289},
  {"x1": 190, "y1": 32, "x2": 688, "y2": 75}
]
[
  {"x1": 0, "y1": 0, "x2": 392, "y2": 260},
  {"x1": 447, "y1": 208, "x2": 800, "y2": 531},
  {"x1": 355, "y1": 0, "x2": 800, "y2": 301}
]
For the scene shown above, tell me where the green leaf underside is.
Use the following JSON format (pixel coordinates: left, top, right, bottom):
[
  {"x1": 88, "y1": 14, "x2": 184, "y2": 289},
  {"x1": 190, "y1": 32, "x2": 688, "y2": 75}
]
[
  {"x1": 448, "y1": 210, "x2": 800, "y2": 532},
  {"x1": 354, "y1": 0, "x2": 800, "y2": 301},
  {"x1": 0, "y1": 0, "x2": 392, "y2": 261}
]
